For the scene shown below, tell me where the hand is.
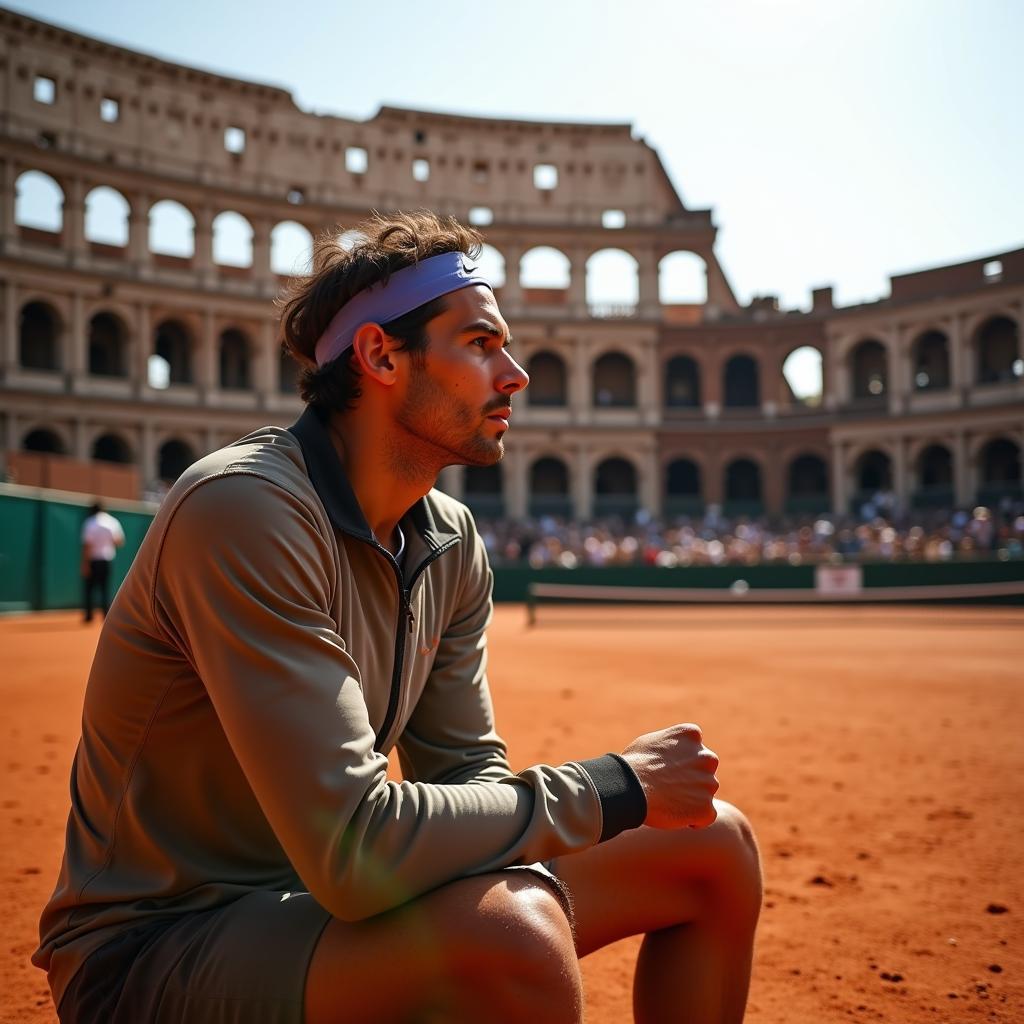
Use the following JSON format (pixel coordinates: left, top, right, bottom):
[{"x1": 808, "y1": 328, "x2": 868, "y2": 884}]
[{"x1": 621, "y1": 723, "x2": 720, "y2": 830}]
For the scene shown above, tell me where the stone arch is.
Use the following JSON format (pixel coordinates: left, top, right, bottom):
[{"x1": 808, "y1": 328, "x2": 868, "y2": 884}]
[
  {"x1": 664, "y1": 354, "x2": 701, "y2": 408},
  {"x1": 659, "y1": 251, "x2": 707, "y2": 304},
  {"x1": 88, "y1": 310, "x2": 130, "y2": 377},
  {"x1": 850, "y1": 339, "x2": 888, "y2": 400},
  {"x1": 476, "y1": 243, "x2": 506, "y2": 289},
  {"x1": 271, "y1": 220, "x2": 313, "y2": 276},
  {"x1": 529, "y1": 455, "x2": 571, "y2": 518},
  {"x1": 14, "y1": 170, "x2": 64, "y2": 232},
  {"x1": 786, "y1": 452, "x2": 829, "y2": 513},
  {"x1": 22, "y1": 426, "x2": 67, "y2": 454},
  {"x1": 154, "y1": 319, "x2": 194, "y2": 386},
  {"x1": 664, "y1": 457, "x2": 703, "y2": 516},
  {"x1": 84, "y1": 185, "x2": 130, "y2": 247},
  {"x1": 463, "y1": 463, "x2": 504, "y2": 519},
  {"x1": 519, "y1": 246, "x2": 570, "y2": 290},
  {"x1": 977, "y1": 437, "x2": 1022, "y2": 504},
  {"x1": 782, "y1": 345, "x2": 823, "y2": 406},
  {"x1": 585, "y1": 248, "x2": 638, "y2": 311},
  {"x1": 218, "y1": 327, "x2": 252, "y2": 390},
  {"x1": 92, "y1": 431, "x2": 134, "y2": 464},
  {"x1": 212, "y1": 210, "x2": 254, "y2": 268},
  {"x1": 974, "y1": 316, "x2": 1021, "y2": 384},
  {"x1": 911, "y1": 329, "x2": 951, "y2": 390},
  {"x1": 852, "y1": 449, "x2": 893, "y2": 511},
  {"x1": 526, "y1": 350, "x2": 567, "y2": 407},
  {"x1": 723, "y1": 353, "x2": 760, "y2": 408},
  {"x1": 723, "y1": 456, "x2": 763, "y2": 515},
  {"x1": 19, "y1": 300, "x2": 63, "y2": 371},
  {"x1": 149, "y1": 199, "x2": 196, "y2": 258},
  {"x1": 592, "y1": 351, "x2": 637, "y2": 407},
  {"x1": 158, "y1": 438, "x2": 197, "y2": 483},
  {"x1": 593, "y1": 455, "x2": 639, "y2": 519},
  {"x1": 913, "y1": 443, "x2": 953, "y2": 507}
]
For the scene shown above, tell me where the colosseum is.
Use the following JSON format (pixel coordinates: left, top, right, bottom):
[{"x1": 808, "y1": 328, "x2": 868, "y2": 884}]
[{"x1": 2, "y1": 8, "x2": 1022, "y2": 522}]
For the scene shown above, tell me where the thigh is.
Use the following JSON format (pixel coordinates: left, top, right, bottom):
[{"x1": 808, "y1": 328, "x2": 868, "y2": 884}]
[{"x1": 551, "y1": 799, "x2": 759, "y2": 956}]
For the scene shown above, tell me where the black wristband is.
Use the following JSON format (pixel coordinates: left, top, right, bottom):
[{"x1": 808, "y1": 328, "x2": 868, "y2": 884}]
[{"x1": 577, "y1": 752, "x2": 648, "y2": 843}]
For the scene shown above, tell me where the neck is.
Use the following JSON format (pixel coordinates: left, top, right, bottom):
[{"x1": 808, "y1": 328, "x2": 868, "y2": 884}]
[{"x1": 327, "y1": 408, "x2": 437, "y2": 548}]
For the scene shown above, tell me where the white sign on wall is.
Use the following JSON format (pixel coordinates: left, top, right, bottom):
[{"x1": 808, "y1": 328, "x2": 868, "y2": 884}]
[{"x1": 814, "y1": 565, "x2": 864, "y2": 595}]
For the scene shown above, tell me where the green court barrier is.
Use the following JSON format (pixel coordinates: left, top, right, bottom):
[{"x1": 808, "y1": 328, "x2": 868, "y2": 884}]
[{"x1": 0, "y1": 484, "x2": 157, "y2": 613}]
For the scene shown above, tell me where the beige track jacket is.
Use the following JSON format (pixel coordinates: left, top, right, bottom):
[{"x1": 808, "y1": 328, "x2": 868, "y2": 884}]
[{"x1": 35, "y1": 405, "x2": 646, "y2": 1005}]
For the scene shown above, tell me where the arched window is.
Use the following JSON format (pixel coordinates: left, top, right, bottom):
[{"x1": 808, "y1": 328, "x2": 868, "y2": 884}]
[
  {"x1": 19, "y1": 301, "x2": 61, "y2": 370},
  {"x1": 664, "y1": 356, "x2": 701, "y2": 408},
  {"x1": 913, "y1": 444, "x2": 953, "y2": 508},
  {"x1": 84, "y1": 186, "x2": 130, "y2": 247},
  {"x1": 476, "y1": 243, "x2": 506, "y2": 289},
  {"x1": 786, "y1": 454, "x2": 829, "y2": 513},
  {"x1": 586, "y1": 248, "x2": 638, "y2": 315},
  {"x1": 912, "y1": 330, "x2": 950, "y2": 390},
  {"x1": 23, "y1": 427, "x2": 66, "y2": 454},
  {"x1": 519, "y1": 246, "x2": 570, "y2": 290},
  {"x1": 271, "y1": 221, "x2": 313, "y2": 276},
  {"x1": 158, "y1": 439, "x2": 196, "y2": 483},
  {"x1": 279, "y1": 347, "x2": 300, "y2": 395},
  {"x1": 594, "y1": 457, "x2": 638, "y2": 519},
  {"x1": 15, "y1": 170, "x2": 64, "y2": 232},
  {"x1": 592, "y1": 352, "x2": 636, "y2": 407},
  {"x1": 724, "y1": 458, "x2": 762, "y2": 514},
  {"x1": 782, "y1": 347, "x2": 823, "y2": 406},
  {"x1": 664, "y1": 458, "x2": 702, "y2": 516},
  {"x1": 975, "y1": 317, "x2": 1021, "y2": 384},
  {"x1": 219, "y1": 328, "x2": 251, "y2": 390},
  {"x1": 723, "y1": 354, "x2": 760, "y2": 408},
  {"x1": 526, "y1": 351, "x2": 567, "y2": 407},
  {"x1": 155, "y1": 320, "x2": 193, "y2": 385},
  {"x1": 88, "y1": 311, "x2": 129, "y2": 377},
  {"x1": 463, "y1": 464, "x2": 504, "y2": 519},
  {"x1": 92, "y1": 432, "x2": 133, "y2": 464},
  {"x1": 977, "y1": 438, "x2": 1022, "y2": 504},
  {"x1": 149, "y1": 199, "x2": 196, "y2": 258},
  {"x1": 529, "y1": 456, "x2": 571, "y2": 518},
  {"x1": 853, "y1": 450, "x2": 892, "y2": 508},
  {"x1": 659, "y1": 251, "x2": 707, "y2": 305},
  {"x1": 212, "y1": 211, "x2": 254, "y2": 268},
  {"x1": 850, "y1": 340, "x2": 888, "y2": 400}
]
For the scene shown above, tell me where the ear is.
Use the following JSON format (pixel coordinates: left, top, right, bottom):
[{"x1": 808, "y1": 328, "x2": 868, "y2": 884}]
[{"x1": 349, "y1": 322, "x2": 402, "y2": 387}]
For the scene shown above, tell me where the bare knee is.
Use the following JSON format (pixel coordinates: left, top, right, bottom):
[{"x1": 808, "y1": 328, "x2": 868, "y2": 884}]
[
  {"x1": 456, "y1": 875, "x2": 582, "y2": 1023},
  {"x1": 703, "y1": 800, "x2": 764, "y2": 917}
]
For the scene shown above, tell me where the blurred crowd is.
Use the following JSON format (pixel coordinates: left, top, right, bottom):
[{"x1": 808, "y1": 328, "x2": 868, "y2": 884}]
[{"x1": 477, "y1": 502, "x2": 1024, "y2": 568}]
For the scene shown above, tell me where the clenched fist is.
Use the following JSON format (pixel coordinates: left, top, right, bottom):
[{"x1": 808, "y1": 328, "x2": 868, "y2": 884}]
[{"x1": 621, "y1": 723, "x2": 720, "y2": 830}]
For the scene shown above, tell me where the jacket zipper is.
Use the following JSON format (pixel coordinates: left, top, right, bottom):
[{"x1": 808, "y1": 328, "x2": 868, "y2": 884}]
[{"x1": 367, "y1": 537, "x2": 460, "y2": 753}]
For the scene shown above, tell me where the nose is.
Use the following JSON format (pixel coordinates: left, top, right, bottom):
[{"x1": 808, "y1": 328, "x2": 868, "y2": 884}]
[{"x1": 497, "y1": 350, "x2": 529, "y2": 395}]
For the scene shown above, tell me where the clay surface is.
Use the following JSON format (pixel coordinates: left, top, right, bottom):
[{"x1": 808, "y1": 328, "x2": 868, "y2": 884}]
[{"x1": 2, "y1": 605, "x2": 1021, "y2": 1022}]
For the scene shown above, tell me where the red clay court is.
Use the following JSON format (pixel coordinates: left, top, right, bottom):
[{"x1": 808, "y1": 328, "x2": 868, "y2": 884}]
[{"x1": 2, "y1": 604, "x2": 1022, "y2": 1022}]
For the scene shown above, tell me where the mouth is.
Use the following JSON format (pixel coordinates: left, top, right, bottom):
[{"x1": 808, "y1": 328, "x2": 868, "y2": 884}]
[{"x1": 485, "y1": 406, "x2": 512, "y2": 426}]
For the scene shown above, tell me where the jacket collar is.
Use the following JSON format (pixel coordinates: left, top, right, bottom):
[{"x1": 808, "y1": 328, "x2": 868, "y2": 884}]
[{"x1": 288, "y1": 405, "x2": 459, "y2": 552}]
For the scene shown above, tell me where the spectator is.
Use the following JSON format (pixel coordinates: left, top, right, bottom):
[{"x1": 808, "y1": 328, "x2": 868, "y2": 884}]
[{"x1": 81, "y1": 501, "x2": 125, "y2": 623}]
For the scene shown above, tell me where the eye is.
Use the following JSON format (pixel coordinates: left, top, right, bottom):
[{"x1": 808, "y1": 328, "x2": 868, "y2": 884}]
[{"x1": 471, "y1": 336, "x2": 490, "y2": 349}]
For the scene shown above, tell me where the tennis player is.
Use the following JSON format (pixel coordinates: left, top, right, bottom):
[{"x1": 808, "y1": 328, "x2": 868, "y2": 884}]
[{"x1": 35, "y1": 211, "x2": 761, "y2": 1023}]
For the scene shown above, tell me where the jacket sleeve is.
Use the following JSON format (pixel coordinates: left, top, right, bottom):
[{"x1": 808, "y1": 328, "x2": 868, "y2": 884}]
[
  {"x1": 152, "y1": 473, "x2": 642, "y2": 922},
  {"x1": 396, "y1": 511, "x2": 516, "y2": 787}
]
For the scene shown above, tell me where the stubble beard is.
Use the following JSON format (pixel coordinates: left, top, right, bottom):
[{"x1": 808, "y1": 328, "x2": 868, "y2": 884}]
[{"x1": 391, "y1": 364, "x2": 504, "y2": 481}]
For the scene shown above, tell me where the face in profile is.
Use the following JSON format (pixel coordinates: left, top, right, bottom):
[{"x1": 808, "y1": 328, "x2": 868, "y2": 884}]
[{"x1": 397, "y1": 285, "x2": 529, "y2": 468}]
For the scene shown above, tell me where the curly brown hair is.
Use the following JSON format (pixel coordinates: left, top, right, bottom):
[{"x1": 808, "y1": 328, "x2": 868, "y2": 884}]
[{"x1": 277, "y1": 210, "x2": 483, "y2": 411}]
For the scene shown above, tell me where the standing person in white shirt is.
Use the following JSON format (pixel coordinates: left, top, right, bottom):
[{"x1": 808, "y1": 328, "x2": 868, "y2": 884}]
[{"x1": 80, "y1": 501, "x2": 125, "y2": 623}]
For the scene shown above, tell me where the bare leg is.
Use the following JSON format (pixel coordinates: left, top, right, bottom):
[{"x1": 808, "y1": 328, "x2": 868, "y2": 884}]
[
  {"x1": 304, "y1": 871, "x2": 582, "y2": 1024},
  {"x1": 552, "y1": 799, "x2": 762, "y2": 1024}
]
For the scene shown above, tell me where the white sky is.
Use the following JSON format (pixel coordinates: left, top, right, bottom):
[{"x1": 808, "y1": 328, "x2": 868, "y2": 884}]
[{"x1": 9, "y1": 0, "x2": 1024, "y2": 311}]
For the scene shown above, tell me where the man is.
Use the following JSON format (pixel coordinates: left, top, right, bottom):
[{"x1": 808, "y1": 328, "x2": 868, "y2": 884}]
[
  {"x1": 36, "y1": 212, "x2": 761, "y2": 1023},
  {"x1": 79, "y1": 500, "x2": 124, "y2": 623}
]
